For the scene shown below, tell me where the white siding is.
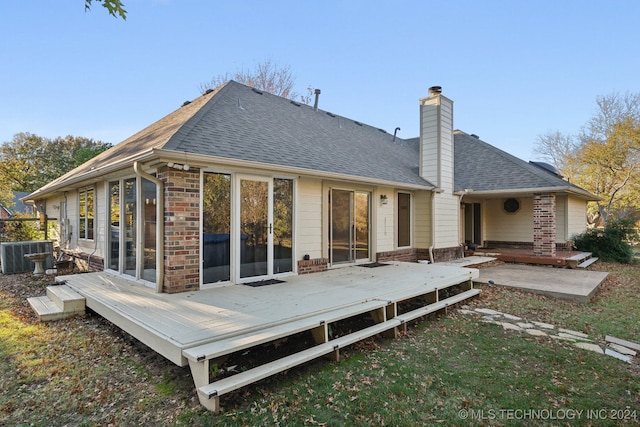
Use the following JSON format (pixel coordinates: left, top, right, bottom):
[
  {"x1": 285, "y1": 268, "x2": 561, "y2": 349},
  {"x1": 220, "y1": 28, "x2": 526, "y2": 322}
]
[
  {"x1": 375, "y1": 187, "x2": 395, "y2": 253},
  {"x1": 414, "y1": 191, "x2": 432, "y2": 248},
  {"x1": 432, "y1": 193, "x2": 459, "y2": 248},
  {"x1": 567, "y1": 196, "x2": 588, "y2": 240},
  {"x1": 484, "y1": 198, "x2": 534, "y2": 242},
  {"x1": 556, "y1": 195, "x2": 567, "y2": 242},
  {"x1": 419, "y1": 95, "x2": 454, "y2": 193},
  {"x1": 296, "y1": 177, "x2": 323, "y2": 259}
]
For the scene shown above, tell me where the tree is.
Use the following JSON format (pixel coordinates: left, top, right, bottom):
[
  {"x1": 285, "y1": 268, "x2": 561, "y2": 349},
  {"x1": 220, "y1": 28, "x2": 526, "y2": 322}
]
[
  {"x1": 85, "y1": 0, "x2": 127, "y2": 20},
  {"x1": 200, "y1": 59, "x2": 313, "y2": 104},
  {"x1": 534, "y1": 92, "x2": 640, "y2": 226},
  {"x1": 534, "y1": 130, "x2": 578, "y2": 177},
  {"x1": 0, "y1": 133, "x2": 112, "y2": 193}
]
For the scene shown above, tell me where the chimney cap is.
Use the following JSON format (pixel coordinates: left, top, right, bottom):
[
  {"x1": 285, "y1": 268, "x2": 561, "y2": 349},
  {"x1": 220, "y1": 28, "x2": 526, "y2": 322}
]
[{"x1": 428, "y1": 86, "x2": 442, "y2": 95}]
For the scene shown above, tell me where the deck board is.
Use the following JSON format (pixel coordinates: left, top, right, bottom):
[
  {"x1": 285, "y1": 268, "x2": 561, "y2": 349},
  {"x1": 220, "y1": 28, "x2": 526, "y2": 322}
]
[{"x1": 59, "y1": 262, "x2": 479, "y2": 366}]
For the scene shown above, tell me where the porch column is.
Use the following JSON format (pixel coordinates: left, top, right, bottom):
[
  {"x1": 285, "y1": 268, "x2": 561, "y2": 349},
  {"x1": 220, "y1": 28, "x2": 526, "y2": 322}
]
[
  {"x1": 158, "y1": 167, "x2": 201, "y2": 293},
  {"x1": 533, "y1": 193, "x2": 556, "y2": 257}
]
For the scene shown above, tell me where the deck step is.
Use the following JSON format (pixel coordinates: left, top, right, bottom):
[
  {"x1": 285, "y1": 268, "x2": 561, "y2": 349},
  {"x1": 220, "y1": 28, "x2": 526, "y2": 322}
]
[
  {"x1": 198, "y1": 318, "x2": 403, "y2": 405},
  {"x1": 47, "y1": 284, "x2": 85, "y2": 313},
  {"x1": 193, "y1": 288, "x2": 481, "y2": 413},
  {"x1": 396, "y1": 289, "x2": 481, "y2": 323},
  {"x1": 577, "y1": 257, "x2": 599, "y2": 268},
  {"x1": 566, "y1": 252, "x2": 592, "y2": 268},
  {"x1": 182, "y1": 299, "x2": 388, "y2": 363},
  {"x1": 27, "y1": 285, "x2": 85, "y2": 322}
]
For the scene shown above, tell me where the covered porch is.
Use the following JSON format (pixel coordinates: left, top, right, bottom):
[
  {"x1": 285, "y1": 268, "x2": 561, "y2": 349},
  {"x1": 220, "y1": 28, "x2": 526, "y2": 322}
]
[{"x1": 56, "y1": 261, "x2": 480, "y2": 412}]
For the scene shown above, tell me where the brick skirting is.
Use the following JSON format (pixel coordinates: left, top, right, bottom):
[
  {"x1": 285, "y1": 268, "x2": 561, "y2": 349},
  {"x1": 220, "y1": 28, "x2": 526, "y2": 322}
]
[{"x1": 297, "y1": 258, "x2": 329, "y2": 274}]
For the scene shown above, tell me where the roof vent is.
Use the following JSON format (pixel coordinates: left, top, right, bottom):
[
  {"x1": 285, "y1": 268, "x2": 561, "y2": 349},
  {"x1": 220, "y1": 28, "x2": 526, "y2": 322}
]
[
  {"x1": 326, "y1": 112, "x2": 336, "y2": 118},
  {"x1": 290, "y1": 100, "x2": 301, "y2": 107},
  {"x1": 313, "y1": 88, "x2": 321, "y2": 111},
  {"x1": 470, "y1": 134, "x2": 480, "y2": 139},
  {"x1": 378, "y1": 128, "x2": 387, "y2": 133},
  {"x1": 529, "y1": 161, "x2": 562, "y2": 178},
  {"x1": 251, "y1": 88, "x2": 263, "y2": 95},
  {"x1": 205, "y1": 88, "x2": 214, "y2": 94},
  {"x1": 353, "y1": 121, "x2": 363, "y2": 126},
  {"x1": 182, "y1": 101, "x2": 191, "y2": 107},
  {"x1": 428, "y1": 86, "x2": 442, "y2": 95}
]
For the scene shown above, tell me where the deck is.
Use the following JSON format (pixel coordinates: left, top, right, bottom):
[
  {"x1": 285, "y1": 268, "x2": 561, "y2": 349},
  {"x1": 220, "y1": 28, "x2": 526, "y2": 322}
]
[{"x1": 57, "y1": 261, "x2": 480, "y2": 412}]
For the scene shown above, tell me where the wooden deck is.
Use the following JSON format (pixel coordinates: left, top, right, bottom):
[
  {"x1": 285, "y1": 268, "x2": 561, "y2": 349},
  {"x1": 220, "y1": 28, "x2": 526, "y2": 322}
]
[{"x1": 57, "y1": 261, "x2": 480, "y2": 412}]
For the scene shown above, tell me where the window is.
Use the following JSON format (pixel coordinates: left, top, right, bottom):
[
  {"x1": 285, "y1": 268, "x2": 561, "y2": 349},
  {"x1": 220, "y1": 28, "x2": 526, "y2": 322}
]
[
  {"x1": 397, "y1": 192, "x2": 411, "y2": 247},
  {"x1": 79, "y1": 188, "x2": 95, "y2": 240}
]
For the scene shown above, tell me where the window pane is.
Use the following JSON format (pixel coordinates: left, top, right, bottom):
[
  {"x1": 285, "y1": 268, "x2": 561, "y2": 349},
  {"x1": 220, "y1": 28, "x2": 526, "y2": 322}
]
[
  {"x1": 240, "y1": 179, "x2": 268, "y2": 278},
  {"x1": 79, "y1": 191, "x2": 86, "y2": 239},
  {"x1": 202, "y1": 173, "x2": 231, "y2": 283},
  {"x1": 142, "y1": 179, "x2": 156, "y2": 282},
  {"x1": 124, "y1": 178, "x2": 136, "y2": 276},
  {"x1": 108, "y1": 182, "x2": 120, "y2": 270},
  {"x1": 397, "y1": 193, "x2": 411, "y2": 247},
  {"x1": 273, "y1": 178, "x2": 293, "y2": 273},
  {"x1": 87, "y1": 189, "x2": 94, "y2": 240}
]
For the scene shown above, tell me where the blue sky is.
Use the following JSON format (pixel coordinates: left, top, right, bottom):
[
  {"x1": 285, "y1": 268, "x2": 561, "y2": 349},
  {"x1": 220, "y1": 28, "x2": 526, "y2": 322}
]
[{"x1": 2, "y1": 1, "x2": 639, "y2": 161}]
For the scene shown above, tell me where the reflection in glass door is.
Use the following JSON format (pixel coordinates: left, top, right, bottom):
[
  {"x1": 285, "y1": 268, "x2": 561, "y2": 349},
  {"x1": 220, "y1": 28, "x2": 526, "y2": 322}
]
[
  {"x1": 329, "y1": 189, "x2": 370, "y2": 264},
  {"x1": 240, "y1": 178, "x2": 269, "y2": 279}
]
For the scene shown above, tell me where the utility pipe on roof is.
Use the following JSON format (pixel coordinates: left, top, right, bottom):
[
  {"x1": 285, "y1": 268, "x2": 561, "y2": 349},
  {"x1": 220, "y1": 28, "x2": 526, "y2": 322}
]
[{"x1": 133, "y1": 161, "x2": 165, "y2": 293}]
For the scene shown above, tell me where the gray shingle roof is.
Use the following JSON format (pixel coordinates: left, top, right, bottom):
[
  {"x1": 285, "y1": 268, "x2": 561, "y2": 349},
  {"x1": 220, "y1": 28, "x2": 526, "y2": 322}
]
[
  {"x1": 453, "y1": 131, "x2": 592, "y2": 196},
  {"x1": 28, "y1": 80, "x2": 595, "y2": 200},
  {"x1": 163, "y1": 81, "x2": 430, "y2": 187}
]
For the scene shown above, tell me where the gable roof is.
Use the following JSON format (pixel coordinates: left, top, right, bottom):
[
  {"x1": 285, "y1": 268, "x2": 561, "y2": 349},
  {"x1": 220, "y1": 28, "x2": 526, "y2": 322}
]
[
  {"x1": 28, "y1": 81, "x2": 595, "y2": 201},
  {"x1": 453, "y1": 131, "x2": 595, "y2": 198},
  {"x1": 29, "y1": 81, "x2": 433, "y2": 199}
]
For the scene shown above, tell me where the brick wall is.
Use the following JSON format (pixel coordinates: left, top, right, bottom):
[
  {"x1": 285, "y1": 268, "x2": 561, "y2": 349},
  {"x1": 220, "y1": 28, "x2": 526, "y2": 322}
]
[
  {"x1": 297, "y1": 258, "x2": 328, "y2": 274},
  {"x1": 533, "y1": 193, "x2": 556, "y2": 257},
  {"x1": 159, "y1": 167, "x2": 201, "y2": 293}
]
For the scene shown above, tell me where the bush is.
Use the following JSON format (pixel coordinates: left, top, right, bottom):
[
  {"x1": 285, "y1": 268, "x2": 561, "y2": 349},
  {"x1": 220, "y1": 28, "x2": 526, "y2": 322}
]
[
  {"x1": 572, "y1": 219, "x2": 637, "y2": 263},
  {"x1": 1, "y1": 214, "x2": 43, "y2": 242}
]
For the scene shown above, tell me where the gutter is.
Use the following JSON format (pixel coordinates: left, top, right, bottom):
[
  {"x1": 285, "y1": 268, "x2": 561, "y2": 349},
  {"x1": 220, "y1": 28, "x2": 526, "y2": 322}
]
[
  {"x1": 133, "y1": 161, "x2": 165, "y2": 293},
  {"x1": 153, "y1": 149, "x2": 435, "y2": 191},
  {"x1": 456, "y1": 186, "x2": 599, "y2": 201}
]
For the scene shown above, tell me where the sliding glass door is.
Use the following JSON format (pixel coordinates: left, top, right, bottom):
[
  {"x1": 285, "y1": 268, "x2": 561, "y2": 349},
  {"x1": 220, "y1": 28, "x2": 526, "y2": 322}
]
[
  {"x1": 329, "y1": 189, "x2": 370, "y2": 264},
  {"x1": 202, "y1": 173, "x2": 293, "y2": 285}
]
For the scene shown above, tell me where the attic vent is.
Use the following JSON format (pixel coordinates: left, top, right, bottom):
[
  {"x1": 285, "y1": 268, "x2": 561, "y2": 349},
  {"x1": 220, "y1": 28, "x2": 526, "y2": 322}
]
[
  {"x1": 378, "y1": 128, "x2": 387, "y2": 133},
  {"x1": 251, "y1": 88, "x2": 263, "y2": 95},
  {"x1": 529, "y1": 161, "x2": 562, "y2": 177},
  {"x1": 470, "y1": 134, "x2": 480, "y2": 139},
  {"x1": 205, "y1": 88, "x2": 214, "y2": 94},
  {"x1": 326, "y1": 112, "x2": 336, "y2": 117},
  {"x1": 290, "y1": 100, "x2": 301, "y2": 107},
  {"x1": 353, "y1": 121, "x2": 363, "y2": 126},
  {"x1": 182, "y1": 101, "x2": 191, "y2": 107}
]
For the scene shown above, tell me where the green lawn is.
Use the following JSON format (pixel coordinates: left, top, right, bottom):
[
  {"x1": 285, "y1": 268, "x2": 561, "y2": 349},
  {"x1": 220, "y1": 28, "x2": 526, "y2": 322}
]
[{"x1": 1, "y1": 261, "x2": 638, "y2": 426}]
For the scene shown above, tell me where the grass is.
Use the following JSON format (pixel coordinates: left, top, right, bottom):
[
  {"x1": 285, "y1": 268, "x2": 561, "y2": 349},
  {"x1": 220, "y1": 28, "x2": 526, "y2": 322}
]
[{"x1": 1, "y1": 261, "x2": 639, "y2": 426}]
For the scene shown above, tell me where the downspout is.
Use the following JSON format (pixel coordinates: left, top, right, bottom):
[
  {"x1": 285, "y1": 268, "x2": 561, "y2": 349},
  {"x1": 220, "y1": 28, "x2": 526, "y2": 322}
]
[{"x1": 133, "y1": 162, "x2": 165, "y2": 293}]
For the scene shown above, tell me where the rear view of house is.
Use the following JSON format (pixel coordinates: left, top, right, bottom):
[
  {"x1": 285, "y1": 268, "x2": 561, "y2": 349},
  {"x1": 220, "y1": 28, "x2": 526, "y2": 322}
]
[{"x1": 26, "y1": 82, "x2": 595, "y2": 292}]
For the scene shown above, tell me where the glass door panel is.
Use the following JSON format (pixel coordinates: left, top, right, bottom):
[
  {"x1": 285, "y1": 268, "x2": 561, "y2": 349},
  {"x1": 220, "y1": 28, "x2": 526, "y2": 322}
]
[
  {"x1": 354, "y1": 192, "x2": 370, "y2": 260},
  {"x1": 330, "y1": 189, "x2": 353, "y2": 263},
  {"x1": 142, "y1": 178, "x2": 157, "y2": 283},
  {"x1": 203, "y1": 173, "x2": 231, "y2": 283},
  {"x1": 330, "y1": 189, "x2": 370, "y2": 264},
  {"x1": 108, "y1": 182, "x2": 120, "y2": 270},
  {"x1": 124, "y1": 178, "x2": 136, "y2": 277},
  {"x1": 240, "y1": 179, "x2": 269, "y2": 279},
  {"x1": 273, "y1": 178, "x2": 293, "y2": 273}
]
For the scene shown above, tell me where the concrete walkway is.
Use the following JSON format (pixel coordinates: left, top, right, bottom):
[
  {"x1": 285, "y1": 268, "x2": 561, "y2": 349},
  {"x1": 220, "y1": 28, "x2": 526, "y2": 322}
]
[{"x1": 474, "y1": 264, "x2": 609, "y2": 302}]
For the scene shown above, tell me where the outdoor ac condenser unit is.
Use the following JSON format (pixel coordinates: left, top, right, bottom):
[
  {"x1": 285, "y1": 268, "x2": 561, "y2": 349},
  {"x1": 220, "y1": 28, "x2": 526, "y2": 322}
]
[{"x1": 0, "y1": 240, "x2": 54, "y2": 274}]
